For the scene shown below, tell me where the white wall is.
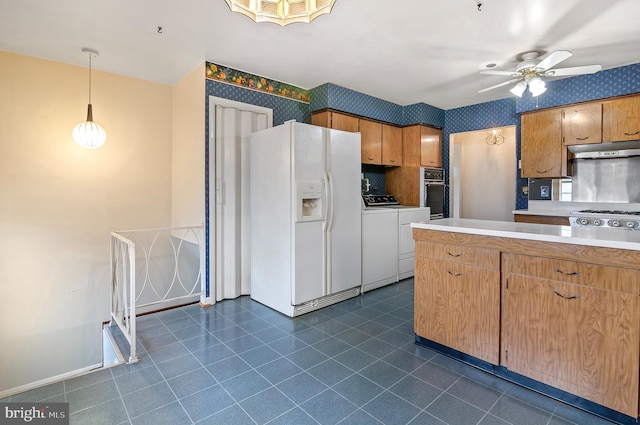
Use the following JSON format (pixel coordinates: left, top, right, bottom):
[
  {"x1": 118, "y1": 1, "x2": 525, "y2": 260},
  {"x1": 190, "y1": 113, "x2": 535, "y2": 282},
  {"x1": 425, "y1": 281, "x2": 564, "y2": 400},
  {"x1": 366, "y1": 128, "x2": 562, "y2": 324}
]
[
  {"x1": 172, "y1": 62, "x2": 206, "y2": 229},
  {"x1": 0, "y1": 50, "x2": 174, "y2": 396},
  {"x1": 450, "y1": 126, "x2": 516, "y2": 221}
]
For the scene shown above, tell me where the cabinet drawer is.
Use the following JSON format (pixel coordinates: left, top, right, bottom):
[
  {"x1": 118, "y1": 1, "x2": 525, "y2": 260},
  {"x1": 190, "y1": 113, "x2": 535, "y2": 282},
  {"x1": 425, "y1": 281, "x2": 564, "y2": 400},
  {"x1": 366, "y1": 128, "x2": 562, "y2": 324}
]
[
  {"x1": 504, "y1": 253, "x2": 640, "y2": 295},
  {"x1": 416, "y1": 241, "x2": 499, "y2": 270}
]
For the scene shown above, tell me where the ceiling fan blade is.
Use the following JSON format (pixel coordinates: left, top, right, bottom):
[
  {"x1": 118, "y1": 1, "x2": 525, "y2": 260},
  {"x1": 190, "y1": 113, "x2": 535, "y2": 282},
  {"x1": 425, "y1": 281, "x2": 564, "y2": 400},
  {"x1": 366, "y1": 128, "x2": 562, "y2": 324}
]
[
  {"x1": 545, "y1": 64, "x2": 602, "y2": 77},
  {"x1": 480, "y1": 70, "x2": 519, "y2": 77},
  {"x1": 535, "y1": 50, "x2": 572, "y2": 71},
  {"x1": 478, "y1": 79, "x2": 521, "y2": 93}
]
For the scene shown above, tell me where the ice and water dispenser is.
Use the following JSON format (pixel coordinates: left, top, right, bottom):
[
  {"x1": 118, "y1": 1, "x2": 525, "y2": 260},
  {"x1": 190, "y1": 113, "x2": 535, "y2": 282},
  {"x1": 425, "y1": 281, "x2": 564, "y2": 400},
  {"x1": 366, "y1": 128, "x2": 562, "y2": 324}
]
[{"x1": 296, "y1": 182, "x2": 324, "y2": 221}]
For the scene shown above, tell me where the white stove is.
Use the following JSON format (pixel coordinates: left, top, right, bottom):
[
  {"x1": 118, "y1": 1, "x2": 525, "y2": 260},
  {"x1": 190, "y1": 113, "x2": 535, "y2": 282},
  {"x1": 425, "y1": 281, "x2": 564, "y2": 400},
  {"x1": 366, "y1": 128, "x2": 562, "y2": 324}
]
[{"x1": 569, "y1": 209, "x2": 640, "y2": 230}]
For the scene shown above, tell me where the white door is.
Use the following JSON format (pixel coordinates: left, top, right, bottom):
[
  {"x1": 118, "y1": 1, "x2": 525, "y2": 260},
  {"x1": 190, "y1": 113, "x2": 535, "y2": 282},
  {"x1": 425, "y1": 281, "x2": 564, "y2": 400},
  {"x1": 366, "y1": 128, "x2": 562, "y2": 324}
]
[{"x1": 209, "y1": 96, "x2": 272, "y2": 301}]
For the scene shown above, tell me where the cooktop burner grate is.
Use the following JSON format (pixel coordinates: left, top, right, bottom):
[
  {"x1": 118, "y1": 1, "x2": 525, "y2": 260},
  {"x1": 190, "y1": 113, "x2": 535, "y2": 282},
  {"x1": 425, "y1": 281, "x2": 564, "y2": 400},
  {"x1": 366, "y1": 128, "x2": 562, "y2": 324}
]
[{"x1": 578, "y1": 209, "x2": 640, "y2": 216}]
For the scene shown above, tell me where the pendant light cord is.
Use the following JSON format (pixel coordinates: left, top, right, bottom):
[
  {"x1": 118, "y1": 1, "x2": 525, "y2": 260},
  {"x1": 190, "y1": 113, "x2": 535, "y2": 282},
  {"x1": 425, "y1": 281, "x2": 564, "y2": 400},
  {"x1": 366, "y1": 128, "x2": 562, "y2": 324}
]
[{"x1": 88, "y1": 52, "x2": 92, "y2": 105}]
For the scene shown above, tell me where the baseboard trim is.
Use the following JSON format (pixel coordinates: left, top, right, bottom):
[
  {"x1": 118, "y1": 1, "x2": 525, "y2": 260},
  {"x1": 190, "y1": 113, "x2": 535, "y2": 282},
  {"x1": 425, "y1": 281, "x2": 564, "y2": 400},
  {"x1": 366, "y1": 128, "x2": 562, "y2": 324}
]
[{"x1": 0, "y1": 362, "x2": 102, "y2": 400}]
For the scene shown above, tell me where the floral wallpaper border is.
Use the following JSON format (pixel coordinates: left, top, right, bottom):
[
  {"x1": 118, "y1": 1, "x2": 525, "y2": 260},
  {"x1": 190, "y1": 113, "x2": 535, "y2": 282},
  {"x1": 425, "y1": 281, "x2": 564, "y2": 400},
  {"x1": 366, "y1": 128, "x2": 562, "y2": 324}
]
[{"x1": 205, "y1": 62, "x2": 310, "y2": 103}]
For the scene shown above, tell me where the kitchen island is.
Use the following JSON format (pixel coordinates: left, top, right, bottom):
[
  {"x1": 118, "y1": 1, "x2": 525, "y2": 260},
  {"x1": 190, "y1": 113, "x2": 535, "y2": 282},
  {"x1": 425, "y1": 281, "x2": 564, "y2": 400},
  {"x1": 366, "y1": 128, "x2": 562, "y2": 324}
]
[{"x1": 411, "y1": 219, "x2": 640, "y2": 425}]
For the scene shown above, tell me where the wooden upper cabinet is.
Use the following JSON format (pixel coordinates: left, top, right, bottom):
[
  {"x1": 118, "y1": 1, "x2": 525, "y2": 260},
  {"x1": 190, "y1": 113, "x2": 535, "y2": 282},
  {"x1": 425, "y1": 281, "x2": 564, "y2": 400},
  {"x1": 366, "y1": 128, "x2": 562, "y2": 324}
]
[
  {"x1": 402, "y1": 125, "x2": 443, "y2": 167},
  {"x1": 521, "y1": 109, "x2": 569, "y2": 178},
  {"x1": 602, "y1": 96, "x2": 640, "y2": 142},
  {"x1": 562, "y1": 103, "x2": 602, "y2": 145},
  {"x1": 381, "y1": 124, "x2": 402, "y2": 166},
  {"x1": 311, "y1": 111, "x2": 360, "y2": 132},
  {"x1": 420, "y1": 127, "x2": 443, "y2": 167},
  {"x1": 360, "y1": 119, "x2": 382, "y2": 164}
]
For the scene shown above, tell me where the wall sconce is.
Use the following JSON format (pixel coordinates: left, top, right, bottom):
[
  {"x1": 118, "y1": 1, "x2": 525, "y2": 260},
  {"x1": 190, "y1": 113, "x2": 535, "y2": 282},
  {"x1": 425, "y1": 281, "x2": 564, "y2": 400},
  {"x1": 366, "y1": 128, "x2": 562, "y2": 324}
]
[
  {"x1": 72, "y1": 48, "x2": 106, "y2": 149},
  {"x1": 486, "y1": 128, "x2": 505, "y2": 146},
  {"x1": 224, "y1": 0, "x2": 336, "y2": 26}
]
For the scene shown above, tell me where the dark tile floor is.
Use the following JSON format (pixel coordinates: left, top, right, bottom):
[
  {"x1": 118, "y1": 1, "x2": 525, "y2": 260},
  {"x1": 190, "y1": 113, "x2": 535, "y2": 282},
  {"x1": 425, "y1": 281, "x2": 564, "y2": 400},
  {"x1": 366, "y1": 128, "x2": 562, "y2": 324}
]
[{"x1": 2, "y1": 279, "x2": 618, "y2": 425}]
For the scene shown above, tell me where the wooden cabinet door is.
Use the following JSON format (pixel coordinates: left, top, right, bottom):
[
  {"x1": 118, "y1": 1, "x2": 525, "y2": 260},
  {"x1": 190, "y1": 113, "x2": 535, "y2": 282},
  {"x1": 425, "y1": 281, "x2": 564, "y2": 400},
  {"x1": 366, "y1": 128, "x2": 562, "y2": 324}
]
[
  {"x1": 415, "y1": 258, "x2": 500, "y2": 364},
  {"x1": 602, "y1": 96, "x2": 640, "y2": 142},
  {"x1": 382, "y1": 124, "x2": 402, "y2": 166},
  {"x1": 311, "y1": 111, "x2": 359, "y2": 132},
  {"x1": 402, "y1": 125, "x2": 421, "y2": 167},
  {"x1": 329, "y1": 112, "x2": 359, "y2": 132},
  {"x1": 562, "y1": 103, "x2": 602, "y2": 145},
  {"x1": 502, "y1": 273, "x2": 639, "y2": 416},
  {"x1": 360, "y1": 119, "x2": 382, "y2": 164},
  {"x1": 420, "y1": 127, "x2": 442, "y2": 168},
  {"x1": 311, "y1": 111, "x2": 330, "y2": 128},
  {"x1": 521, "y1": 109, "x2": 568, "y2": 178}
]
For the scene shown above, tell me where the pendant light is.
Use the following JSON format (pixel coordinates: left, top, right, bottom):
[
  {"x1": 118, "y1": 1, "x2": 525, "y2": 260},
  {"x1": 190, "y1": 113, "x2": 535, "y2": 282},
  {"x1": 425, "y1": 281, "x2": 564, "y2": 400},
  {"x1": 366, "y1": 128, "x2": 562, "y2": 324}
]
[
  {"x1": 73, "y1": 48, "x2": 106, "y2": 149},
  {"x1": 224, "y1": 0, "x2": 336, "y2": 26}
]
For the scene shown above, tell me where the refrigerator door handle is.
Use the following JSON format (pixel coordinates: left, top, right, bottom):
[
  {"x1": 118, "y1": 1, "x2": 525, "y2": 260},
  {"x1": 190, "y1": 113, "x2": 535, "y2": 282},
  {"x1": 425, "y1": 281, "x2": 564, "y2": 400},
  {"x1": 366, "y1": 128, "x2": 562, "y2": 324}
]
[
  {"x1": 322, "y1": 170, "x2": 332, "y2": 232},
  {"x1": 326, "y1": 171, "x2": 335, "y2": 231}
]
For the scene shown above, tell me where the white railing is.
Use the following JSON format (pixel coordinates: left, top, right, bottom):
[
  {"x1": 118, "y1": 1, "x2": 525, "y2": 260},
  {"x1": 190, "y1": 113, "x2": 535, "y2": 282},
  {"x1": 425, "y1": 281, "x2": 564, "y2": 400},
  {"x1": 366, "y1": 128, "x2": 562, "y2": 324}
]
[{"x1": 110, "y1": 226, "x2": 205, "y2": 363}]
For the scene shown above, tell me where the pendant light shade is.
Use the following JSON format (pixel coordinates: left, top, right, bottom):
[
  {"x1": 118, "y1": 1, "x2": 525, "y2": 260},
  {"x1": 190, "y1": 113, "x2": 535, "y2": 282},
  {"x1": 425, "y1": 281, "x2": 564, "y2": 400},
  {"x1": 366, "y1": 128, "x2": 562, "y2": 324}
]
[
  {"x1": 224, "y1": 0, "x2": 336, "y2": 26},
  {"x1": 73, "y1": 48, "x2": 106, "y2": 149}
]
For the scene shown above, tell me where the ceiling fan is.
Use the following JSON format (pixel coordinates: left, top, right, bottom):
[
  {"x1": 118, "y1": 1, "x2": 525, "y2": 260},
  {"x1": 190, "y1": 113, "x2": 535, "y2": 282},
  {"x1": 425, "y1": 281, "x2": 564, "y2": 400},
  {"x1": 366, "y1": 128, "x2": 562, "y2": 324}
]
[{"x1": 478, "y1": 50, "x2": 602, "y2": 97}]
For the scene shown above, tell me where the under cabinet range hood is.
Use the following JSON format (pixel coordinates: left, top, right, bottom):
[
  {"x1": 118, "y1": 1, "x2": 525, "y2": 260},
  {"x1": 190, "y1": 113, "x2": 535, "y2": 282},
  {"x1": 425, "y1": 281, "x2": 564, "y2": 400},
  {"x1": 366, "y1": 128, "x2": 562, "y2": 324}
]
[
  {"x1": 571, "y1": 154, "x2": 640, "y2": 203},
  {"x1": 568, "y1": 140, "x2": 640, "y2": 158}
]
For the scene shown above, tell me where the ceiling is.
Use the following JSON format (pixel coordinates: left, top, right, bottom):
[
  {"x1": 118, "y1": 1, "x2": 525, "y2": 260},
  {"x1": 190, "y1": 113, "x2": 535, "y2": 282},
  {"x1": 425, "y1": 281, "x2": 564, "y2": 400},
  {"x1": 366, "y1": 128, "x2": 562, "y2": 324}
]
[{"x1": 1, "y1": 0, "x2": 639, "y2": 110}]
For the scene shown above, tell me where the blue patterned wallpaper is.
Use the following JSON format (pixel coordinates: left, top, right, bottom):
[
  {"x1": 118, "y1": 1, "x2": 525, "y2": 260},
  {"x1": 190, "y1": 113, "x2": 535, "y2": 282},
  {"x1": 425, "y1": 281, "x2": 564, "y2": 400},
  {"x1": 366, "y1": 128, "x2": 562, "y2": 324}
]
[
  {"x1": 361, "y1": 165, "x2": 386, "y2": 195},
  {"x1": 444, "y1": 98, "x2": 529, "y2": 215},
  {"x1": 517, "y1": 63, "x2": 640, "y2": 113},
  {"x1": 310, "y1": 83, "x2": 404, "y2": 125},
  {"x1": 403, "y1": 102, "x2": 446, "y2": 128}
]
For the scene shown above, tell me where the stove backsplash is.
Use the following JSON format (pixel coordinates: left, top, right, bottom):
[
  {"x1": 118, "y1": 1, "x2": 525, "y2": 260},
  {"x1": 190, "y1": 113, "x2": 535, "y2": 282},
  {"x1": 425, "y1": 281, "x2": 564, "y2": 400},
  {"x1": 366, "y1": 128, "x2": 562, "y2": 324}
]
[{"x1": 572, "y1": 156, "x2": 640, "y2": 203}]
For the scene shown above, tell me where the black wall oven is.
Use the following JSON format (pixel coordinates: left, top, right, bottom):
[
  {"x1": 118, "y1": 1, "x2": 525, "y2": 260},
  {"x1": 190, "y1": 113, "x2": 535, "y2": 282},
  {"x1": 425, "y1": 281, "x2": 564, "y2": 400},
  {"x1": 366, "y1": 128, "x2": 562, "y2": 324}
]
[{"x1": 421, "y1": 167, "x2": 445, "y2": 219}]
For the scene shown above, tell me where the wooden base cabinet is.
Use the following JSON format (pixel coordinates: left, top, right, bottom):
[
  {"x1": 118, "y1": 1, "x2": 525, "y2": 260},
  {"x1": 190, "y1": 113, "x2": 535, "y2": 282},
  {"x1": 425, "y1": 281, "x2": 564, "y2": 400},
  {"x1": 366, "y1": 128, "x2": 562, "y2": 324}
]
[
  {"x1": 415, "y1": 241, "x2": 500, "y2": 364},
  {"x1": 413, "y1": 228, "x2": 640, "y2": 422},
  {"x1": 502, "y1": 253, "x2": 640, "y2": 417}
]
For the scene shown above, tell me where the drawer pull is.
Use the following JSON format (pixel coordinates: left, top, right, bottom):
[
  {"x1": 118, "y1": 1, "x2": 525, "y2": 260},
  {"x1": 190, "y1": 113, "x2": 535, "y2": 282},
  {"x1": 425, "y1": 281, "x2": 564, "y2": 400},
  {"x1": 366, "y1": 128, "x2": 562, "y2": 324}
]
[
  {"x1": 554, "y1": 290, "x2": 580, "y2": 300},
  {"x1": 553, "y1": 268, "x2": 580, "y2": 276},
  {"x1": 575, "y1": 136, "x2": 589, "y2": 141},
  {"x1": 447, "y1": 270, "x2": 463, "y2": 277},
  {"x1": 536, "y1": 167, "x2": 552, "y2": 174},
  {"x1": 447, "y1": 252, "x2": 463, "y2": 257},
  {"x1": 624, "y1": 131, "x2": 640, "y2": 136}
]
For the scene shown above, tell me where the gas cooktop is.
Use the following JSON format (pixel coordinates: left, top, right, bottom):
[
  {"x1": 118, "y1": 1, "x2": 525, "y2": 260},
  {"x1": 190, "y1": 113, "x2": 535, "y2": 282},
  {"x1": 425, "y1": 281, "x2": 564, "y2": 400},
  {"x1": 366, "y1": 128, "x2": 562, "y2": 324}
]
[
  {"x1": 569, "y1": 209, "x2": 640, "y2": 230},
  {"x1": 362, "y1": 194, "x2": 400, "y2": 207},
  {"x1": 575, "y1": 209, "x2": 640, "y2": 216}
]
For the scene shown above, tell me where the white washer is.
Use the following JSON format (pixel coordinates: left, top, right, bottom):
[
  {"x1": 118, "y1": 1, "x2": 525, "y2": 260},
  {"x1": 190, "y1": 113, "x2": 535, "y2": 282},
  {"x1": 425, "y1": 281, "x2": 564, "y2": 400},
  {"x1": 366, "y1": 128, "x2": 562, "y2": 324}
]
[{"x1": 361, "y1": 208, "x2": 398, "y2": 293}]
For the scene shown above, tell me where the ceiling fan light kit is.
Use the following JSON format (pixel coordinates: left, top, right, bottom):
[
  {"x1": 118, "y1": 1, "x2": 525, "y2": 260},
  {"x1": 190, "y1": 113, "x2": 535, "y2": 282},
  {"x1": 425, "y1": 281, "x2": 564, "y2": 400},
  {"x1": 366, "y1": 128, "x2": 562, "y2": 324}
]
[{"x1": 479, "y1": 50, "x2": 601, "y2": 98}]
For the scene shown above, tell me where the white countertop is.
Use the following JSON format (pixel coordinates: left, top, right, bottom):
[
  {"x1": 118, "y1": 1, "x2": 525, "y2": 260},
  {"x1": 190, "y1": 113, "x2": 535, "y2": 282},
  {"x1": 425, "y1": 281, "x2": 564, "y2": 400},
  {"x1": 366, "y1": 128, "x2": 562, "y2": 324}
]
[{"x1": 411, "y1": 218, "x2": 640, "y2": 251}]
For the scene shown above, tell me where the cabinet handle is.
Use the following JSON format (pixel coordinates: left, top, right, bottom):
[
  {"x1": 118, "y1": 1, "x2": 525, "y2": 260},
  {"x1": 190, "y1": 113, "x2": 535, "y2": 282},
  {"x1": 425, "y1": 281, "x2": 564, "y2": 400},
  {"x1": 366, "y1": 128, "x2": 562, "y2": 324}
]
[
  {"x1": 536, "y1": 167, "x2": 552, "y2": 174},
  {"x1": 575, "y1": 136, "x2": 589, "y2": 141},
  {"x1": 553, "y1": 268, "x2": 580, "y2": 276},
  {"x1": 447, "y1": 270, "x2": 463, "y2": 277},
  {"x1": 447, "y1": 252, "x2": 462, "y2": 257},
  {"x1": 624, "y1": 131, "x2": 640, "y2": 136},
  {"x1": 389, "y1": 159, "x2": 395, "y2": 163},
  {"x1": 367, "y1": 157, "x2": 374, "y2": 160},
  {"x1": 554, "y1": 290, "x2": 580, "y2": 300}
]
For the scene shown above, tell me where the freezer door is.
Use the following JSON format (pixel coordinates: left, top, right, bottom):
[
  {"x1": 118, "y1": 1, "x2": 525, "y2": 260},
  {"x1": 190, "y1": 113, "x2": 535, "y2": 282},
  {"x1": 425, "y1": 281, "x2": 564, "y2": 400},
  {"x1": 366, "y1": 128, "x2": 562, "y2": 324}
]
[
  {"x1": 292, "y1": 123, "x2": 325, "y2": 305},
  {"x1": 326, "y1": 128, "x2": 362, "y2": 294}
]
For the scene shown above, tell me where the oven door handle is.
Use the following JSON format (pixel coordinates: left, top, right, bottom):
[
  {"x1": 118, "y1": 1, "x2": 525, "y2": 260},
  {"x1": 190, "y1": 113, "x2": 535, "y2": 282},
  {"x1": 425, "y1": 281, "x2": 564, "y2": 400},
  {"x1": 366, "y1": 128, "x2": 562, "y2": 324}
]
[{"x1": 424, "y1": 181, "x2": 446, "y2": 185}]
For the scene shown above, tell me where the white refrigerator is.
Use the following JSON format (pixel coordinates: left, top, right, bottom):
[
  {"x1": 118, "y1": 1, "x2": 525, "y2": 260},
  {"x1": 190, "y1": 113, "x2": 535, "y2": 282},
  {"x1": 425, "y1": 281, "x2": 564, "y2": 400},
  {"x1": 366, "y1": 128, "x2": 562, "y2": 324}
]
[{"x1": 249, "y1": 121, "x2": 362, "y2": 317}]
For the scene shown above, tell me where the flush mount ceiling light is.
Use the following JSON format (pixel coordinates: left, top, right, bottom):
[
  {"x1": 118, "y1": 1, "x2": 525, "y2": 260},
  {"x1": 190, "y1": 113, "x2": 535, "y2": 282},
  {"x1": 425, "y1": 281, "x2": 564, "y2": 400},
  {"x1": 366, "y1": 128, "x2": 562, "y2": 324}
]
[
  {"x1": 72, "y1": 48, "x2": 106, "y2": 149},
  {"x1": 486, "y1": 128, "x2": 505, "y2": 146},
  {"x1": 224, "y1": 0, "x2": 336, "y2": 26}
]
